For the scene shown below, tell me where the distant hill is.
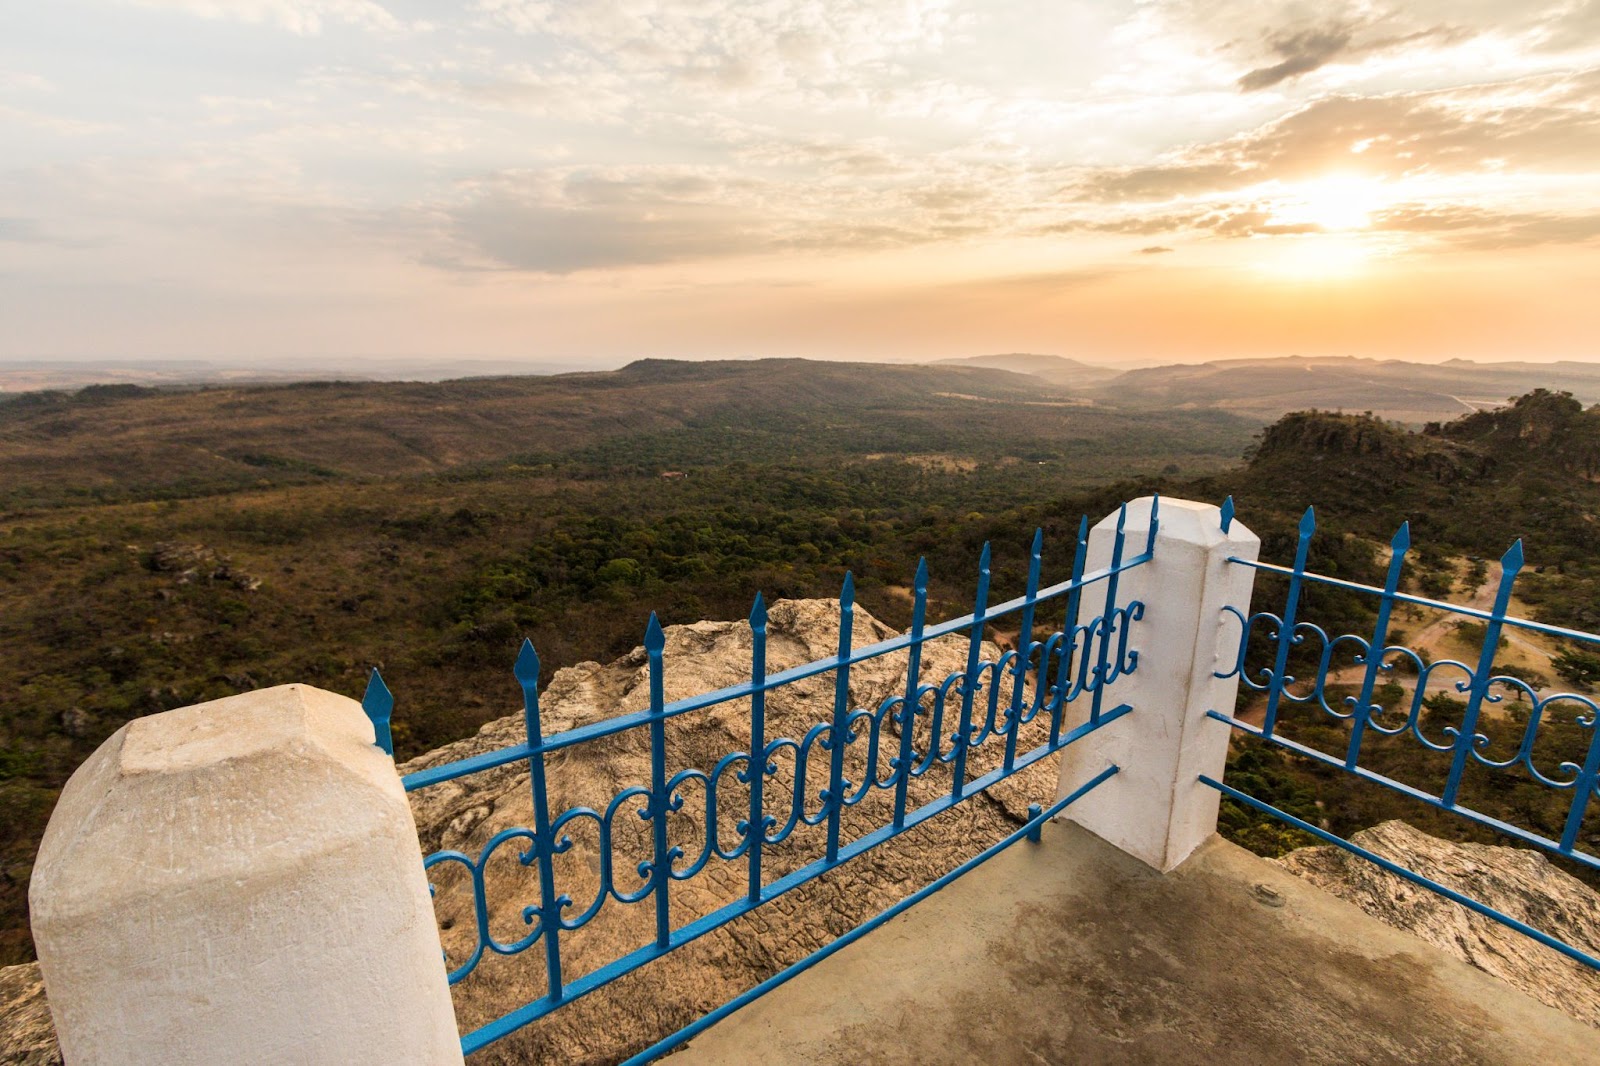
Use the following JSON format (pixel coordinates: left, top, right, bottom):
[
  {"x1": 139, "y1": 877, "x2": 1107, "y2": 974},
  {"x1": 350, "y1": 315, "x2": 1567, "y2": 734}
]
[
  {"x1": 0, "y1": 357, "x2": 1252, "y2": 509},
  {"x1": 931, "y1": 354, "x2": 1122, "y2": 387},
  {"x1": 1088, "y1": 356, "x2": 1600, "y2": 424},
  {"x1": 1200, "y1": 389, "x2": 1600, "y2": 571},
  {"x1": 0, "y1": 357, "x2": 595, "y2": 392}
]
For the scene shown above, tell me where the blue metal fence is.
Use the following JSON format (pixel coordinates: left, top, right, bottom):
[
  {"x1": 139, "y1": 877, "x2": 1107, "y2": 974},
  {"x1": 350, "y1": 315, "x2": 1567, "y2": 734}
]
[
  {"x1": 366, "y1": 500, "x2": 1159, "y2": 1059},
  {"x1": 1208, "y1": 498, "x2": 1600, "y2": 972}
]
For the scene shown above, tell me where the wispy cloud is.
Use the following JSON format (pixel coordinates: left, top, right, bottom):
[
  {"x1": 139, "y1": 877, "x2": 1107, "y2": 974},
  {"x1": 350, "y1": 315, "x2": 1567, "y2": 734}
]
[
  {"x1": 5, "y1": 0, "x2": 1600, "y2": 362},
  {"x1": 1237, "y1": 20, "x2": 1470, "y2": 91},
  {"x1": 122, "y1": 0, "x2": 404, "y2": 35}
]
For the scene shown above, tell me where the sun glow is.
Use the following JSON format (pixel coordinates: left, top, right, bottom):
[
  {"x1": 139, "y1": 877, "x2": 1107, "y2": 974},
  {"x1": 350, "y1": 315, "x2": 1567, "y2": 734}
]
[
  {"x1": 1267, "y1": 175, "x2": 1389, "y2": 232},
  {"x1": 1255, "y1": 233, "x2": 1375, "y2": 281}
]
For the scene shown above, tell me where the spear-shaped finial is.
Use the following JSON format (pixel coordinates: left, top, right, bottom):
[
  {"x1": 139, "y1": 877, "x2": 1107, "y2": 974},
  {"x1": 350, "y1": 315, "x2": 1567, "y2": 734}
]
[
  {"x1": 514, "y1": 637, "x2": 541, "y2": 685},
  {"x1": 361, "y1": 668, "x2": 394, "y2": 756}
]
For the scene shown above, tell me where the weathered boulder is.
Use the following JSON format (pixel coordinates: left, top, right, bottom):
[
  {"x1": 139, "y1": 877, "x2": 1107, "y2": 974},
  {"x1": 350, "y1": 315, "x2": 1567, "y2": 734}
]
[{"x1": 1278, "y1": 820, "x2": 1600, "y2": 1027}]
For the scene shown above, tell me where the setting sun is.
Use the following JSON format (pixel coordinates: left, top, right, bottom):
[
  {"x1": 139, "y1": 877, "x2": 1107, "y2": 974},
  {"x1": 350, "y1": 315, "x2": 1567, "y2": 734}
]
[
  {"x1": 4, "y1": 2, "x2": 1600, "y2": 365},
  {"x1": 1266, "y1": 176, "x2": 1389, "y2": 232}
]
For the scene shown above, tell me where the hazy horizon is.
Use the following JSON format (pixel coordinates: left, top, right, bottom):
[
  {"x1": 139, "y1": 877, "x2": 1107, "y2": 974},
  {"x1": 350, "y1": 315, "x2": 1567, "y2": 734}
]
[
  {"x1": 8, "y1": 350, "x2": 1600, "y2": 394},
  {"x1": 4, "y1": 2, "x2": 1599, "y2": 367}
]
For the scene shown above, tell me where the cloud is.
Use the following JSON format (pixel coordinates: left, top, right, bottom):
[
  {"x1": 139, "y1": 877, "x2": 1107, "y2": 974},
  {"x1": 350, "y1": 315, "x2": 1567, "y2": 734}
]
[
  {"x1": 0, "y1": 217, "x2": 46, "y2": 243},
  {"x1": 443, "y1": 168, "x2": 772, "y2": 272},
  {"x1": 442, "y1": 160, "x2": 1002, "y2": 273},
  {"x1": 0, "y1": 103, "x2": 109, "y2": 136},
  {"x1": 123, "y1": 0, "x2": 402, "y2": 35},
  {"x1": 1205, "y1": 210, "x2": 1320, "y2": 237},
  {"x1": 0, "y1": 71, "x2": 54, "y2": 93},
  {"x1": 314, "y1": 62, "x2": 633, "y2": 122},
  {"x1": 1237, "y1": 26, "x2": 1358, "y2": 91},
  {"x1": 1137, "y1": 245, "x2": 1173, "y2": 254},
  {"x1": 472, "y1": 0, "x2": 959, "y2": 106},
  {"x1": 1080, "y1": 70, "x2": 1600, "y2": 204},
  {"x1": 1236, "y1": 19, "x2": 1471, "y2": 91},
  {"x1": 1373, "y1": 205, "x2": 1600, "y2": 250}
]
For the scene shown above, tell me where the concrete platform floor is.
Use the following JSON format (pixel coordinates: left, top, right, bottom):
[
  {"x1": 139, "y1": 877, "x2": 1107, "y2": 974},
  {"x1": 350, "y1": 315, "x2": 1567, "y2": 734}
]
[{"x1": 675, "y1": 821, "x2": 1600, "y2": 1066}]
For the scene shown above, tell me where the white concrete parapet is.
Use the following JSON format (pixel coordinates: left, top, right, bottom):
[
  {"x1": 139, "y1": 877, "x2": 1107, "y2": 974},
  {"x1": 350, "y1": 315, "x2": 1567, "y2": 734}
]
[
  {"x1": 1056, "y1": 496, "x2": 1260, "y2": 872},
  {"x1": 29, "y1": 684, "x2": 463, "y2": 1066}
]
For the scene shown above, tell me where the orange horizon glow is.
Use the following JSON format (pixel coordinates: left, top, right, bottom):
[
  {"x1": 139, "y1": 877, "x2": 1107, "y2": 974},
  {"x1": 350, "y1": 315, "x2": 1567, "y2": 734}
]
[{"x1": 1, "y1": 3, "x2": 1597, "y2": 367}]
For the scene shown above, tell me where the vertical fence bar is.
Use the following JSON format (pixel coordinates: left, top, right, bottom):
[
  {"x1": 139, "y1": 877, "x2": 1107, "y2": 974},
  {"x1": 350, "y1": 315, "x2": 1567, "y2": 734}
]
[
  {"x1": 825, "y1": 573, "x2": 855, "y2": 865},
  {"x1": 952, "y1": 544, "x2": 991, "y2": 801},
  {"x1": 1262, "y1": 506, "x2": 1316, "y2": 740},
  {"x1": 1089, "y1": 505, "x2": 1128, "y2": 725},
  {"x1": 645, "y1": 613, "x2": 672, "y2": 949},
  {"x1": 1144, "y1": 494, "x2": 1160, "y2": 557},
  {"x1": 1559, "y1": 722, "x2": 1600, "y2": 854},
  {"x1": 746, "y1": 594, "x2": 767, "y2": 905},
  {"x1": 1050, "y1": 516, "x2": 1089, "y2": 748},
  {"x1": 1003, "y1": 530, "x2": 1043, "y2": 774},
  {"x1": 1025, "y1": 802, "x2": 1043, "y2": 844},
  {"x1": 1220, "y1": 495, "x2": 1235, "y2": 535},
  {"x1": 514, "y1": 639, "x2": 564, "y2": 1002},
  {"x1": 1442, "y1": 541, "x2": 1523, "y2": 808},
  {"x1": 1345, "y1": 523, "x2": 1409, "y2": 770},
  {"x1": 361, "y1": 668, "x2": 394, "y2": 756},
  {"x1": 892, "y1": 559, "x2": 929, "y2": 830}
]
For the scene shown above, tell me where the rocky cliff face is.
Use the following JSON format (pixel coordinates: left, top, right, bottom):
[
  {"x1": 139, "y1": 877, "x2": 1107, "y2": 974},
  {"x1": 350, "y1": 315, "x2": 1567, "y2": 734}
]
[{"x1": 1278, "y1": 820, "x2": 1600, "y2": 1027}]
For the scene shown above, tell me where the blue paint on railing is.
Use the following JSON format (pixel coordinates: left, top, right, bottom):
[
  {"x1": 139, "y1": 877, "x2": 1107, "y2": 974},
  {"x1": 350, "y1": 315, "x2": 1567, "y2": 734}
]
[
  {"x1": 621, "y1": 766, "x2": 1119, "y2": 1066},
  {"x1": 1344, "y1": 521, "x2": 1409, "y2": 771},
  {"x1": 745, "y1": 592, "x2": 769, "y2": 905},
  {"x1": 360, "y1": 668, "x2": 393, "y2": 756},
  {"x1": 1201, "y1": 775, "x2": 1600, "y2": 973},
  {"x1": 382, "y1": 504, "x2": 1160, "y2": 1056},
  {"x1": 1210, "y1": 508, "x2": 1600, "y2": 998}
]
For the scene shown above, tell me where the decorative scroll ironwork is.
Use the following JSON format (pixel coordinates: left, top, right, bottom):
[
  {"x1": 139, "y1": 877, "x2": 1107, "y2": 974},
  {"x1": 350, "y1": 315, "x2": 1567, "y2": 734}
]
[
  {"x1": 365, "y1": 500, "x2": 1158, "y2": 1055},
  {"x1": 1212, "y1": 505, "x2": 1600, "y2": 870}
]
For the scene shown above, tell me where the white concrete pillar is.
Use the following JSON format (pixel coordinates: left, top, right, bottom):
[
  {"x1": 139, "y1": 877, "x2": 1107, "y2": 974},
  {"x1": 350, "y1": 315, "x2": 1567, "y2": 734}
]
[
  {"x1": 1055, "y1": 496, "x2": 1259, "y2": 872},
  {"x1": 30, "y1": 684, "x2": 463, "y2": 1066}
]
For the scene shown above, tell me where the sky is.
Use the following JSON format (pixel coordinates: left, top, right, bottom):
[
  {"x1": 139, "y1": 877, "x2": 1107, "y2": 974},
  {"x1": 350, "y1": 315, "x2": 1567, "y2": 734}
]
[{"x1": 2, "y1": 1, "x2": 1599, "y2": 369}]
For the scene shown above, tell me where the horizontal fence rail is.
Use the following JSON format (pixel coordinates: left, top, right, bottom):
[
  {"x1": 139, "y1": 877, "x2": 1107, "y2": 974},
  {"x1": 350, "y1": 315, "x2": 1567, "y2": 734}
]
[
  {"x1": 1207, "y1": 498, "x2": 1600, "y2": 972},
  {"x1": 366, "y1": 500, "x2": 1159, "y2": 1058}
]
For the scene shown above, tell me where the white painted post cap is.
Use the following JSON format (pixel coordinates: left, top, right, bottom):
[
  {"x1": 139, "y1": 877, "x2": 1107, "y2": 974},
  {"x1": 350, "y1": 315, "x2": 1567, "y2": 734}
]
[{"x1": 30, "y1": 684, "x2": 463, "y2": 1066}]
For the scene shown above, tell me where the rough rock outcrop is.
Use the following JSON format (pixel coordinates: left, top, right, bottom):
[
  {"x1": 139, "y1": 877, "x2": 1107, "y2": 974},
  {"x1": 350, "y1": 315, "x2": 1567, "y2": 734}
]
[
  {"x1": 0, "y1": 965, "x2": 59, "y2": 1066},
  {"x1": 399, "y1": 598, "x2": 1045, "y2": 1065},
  {"x1": 147, "y1": 542, "x2": 261, "y2": 590},
  {"x1": 1278, "y1": 820, "x2": 1600, "y2": 1027}
]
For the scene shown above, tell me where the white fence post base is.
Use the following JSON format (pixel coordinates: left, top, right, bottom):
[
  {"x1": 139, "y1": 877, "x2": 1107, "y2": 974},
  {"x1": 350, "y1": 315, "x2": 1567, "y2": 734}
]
[
  {"x1": 30, "y1": 684, "x2": 463, "y2": 1066},
  {"x1": 1056, "y1": 496, "x2": 1260, "y2": 873}
]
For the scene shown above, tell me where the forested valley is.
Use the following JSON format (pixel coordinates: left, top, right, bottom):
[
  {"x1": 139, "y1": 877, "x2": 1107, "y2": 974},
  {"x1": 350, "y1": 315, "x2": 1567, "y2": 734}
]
[{"x1": 1, "y1": 359, "x2": 1597, "y2": 963}]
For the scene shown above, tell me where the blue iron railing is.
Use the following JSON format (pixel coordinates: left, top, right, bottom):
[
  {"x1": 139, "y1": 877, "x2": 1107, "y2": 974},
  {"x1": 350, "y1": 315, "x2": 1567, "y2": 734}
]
[
  {"x1": 1208, "y1": 498, "x2": 1600, "y2": 972},
  {"x1": 366, "y1": 500, "x2": 1159, "y2": 1059}
]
